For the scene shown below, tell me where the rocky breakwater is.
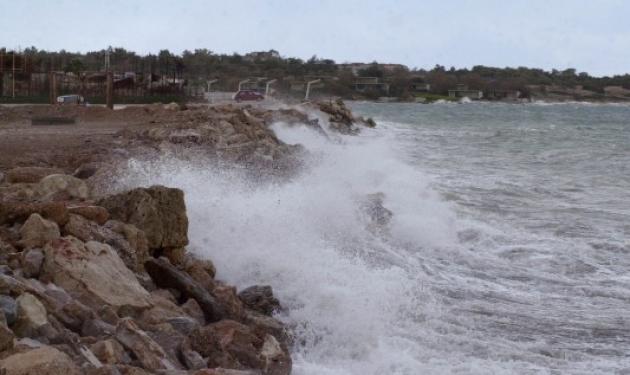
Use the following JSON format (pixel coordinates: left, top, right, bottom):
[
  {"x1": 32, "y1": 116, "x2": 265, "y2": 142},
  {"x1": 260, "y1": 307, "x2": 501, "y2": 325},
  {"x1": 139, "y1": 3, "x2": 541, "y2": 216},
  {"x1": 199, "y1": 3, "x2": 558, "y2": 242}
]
[{"x1": 0, "y1": 168, "x2": 291, "y2": 374}]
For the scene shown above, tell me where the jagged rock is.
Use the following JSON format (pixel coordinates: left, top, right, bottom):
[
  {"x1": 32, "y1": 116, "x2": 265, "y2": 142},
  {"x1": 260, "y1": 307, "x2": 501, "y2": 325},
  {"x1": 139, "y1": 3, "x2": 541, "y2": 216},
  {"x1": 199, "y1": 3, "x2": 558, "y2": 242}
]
[
  {"x1": 105, "y1": 220, "x2": 150, "y2": 270},
  {"x1": 189, "y1": 319, "x2": 292, "y2": 372},
  {"x1": 0, "y1": 201, "x2": 69, "y2": 226},
  {"x1": 63, "y1": 214, "x2": 145, "y2": 272},
  {"x1": 260, "y1": 334, "x2": 291, "y2": 375},
  {"x1": 42, "y1": 237, "x2": 151, "y2": 312},
  {"x1": 212, "y1": 283, "x2": 245, "y2": 321},
  {"x1": 82, "y1": 318, "x2": 116, "y2": 338},
  {"x1": 5, "y1": 166, "x2": 64, "y2": 183},
  {"x1": 145, "y1": 322, "x2": 187, "y2": 369},
  {"x1": 21, "y1": 248, "x2": 44, "y2": 277},
  {"x1": 180, "y1": 346, "x2": 206, "y2": 370},
  {"x1": 139, "y1": 290, "x2": 187, "y2": 327},
  {"x1": 184, "y1": 255, "x2": 216, "y2": 279},
  {"x1": 0, "y1": 171, "x2": 4, "y2": 184},
  {"x1": 238, "y1": 286, "x2": 280, "y2": 316},
  {"x1": 115, "y1": 318, "x2": 176, "y2": 371},
  {"x1": 37, "y1": 174, "x2": 90, "y2": 201},
  {"x1": 242, "y1": 310, "x2": 289, "y2": 350},
  {"x1": 166, "y1": 316, "x2": 200, "y2": 336},
  {"x1": 0, "y1": 273, "x2": 26, "y2": 295},
  {"x1": 189, "y1": 319, "x2": 262, "y2": 369},
  {"x1": 162, "y1": 247, "x2": 187, "y2": 265},
  {"x1": 99, "y1": 186, "x2": 188, "y2": 252},
  {"x1": 182, "y1": 298, "x2": 205, "y2": 324},
  {"x1": 13, "y1": 292, "x2": 49, "y2": 337},
  {"x1": 68, "y1": 205, "x2": 110, "y2": 225},
  {"x1": 40, "y1": 283, "x2": 95, "y2": 332},
  {"x1": 0, "y1": 312, "x2": 14, "y2": 351},
  {"x1": 0, "y1": 295, "x2": 17, "y2": 325},
  {"x1": 91, "y1": 339, "x2": 130, "y2": 365},
  {"x1": 0, "y1": 346, "x2": 81, "y2": 375},
  {"x1": 19, "y1": 213, "x2": 60, "y2": 248},
  {"x1": 145, "y1": 257, "x2": 226, "y2": 323}
]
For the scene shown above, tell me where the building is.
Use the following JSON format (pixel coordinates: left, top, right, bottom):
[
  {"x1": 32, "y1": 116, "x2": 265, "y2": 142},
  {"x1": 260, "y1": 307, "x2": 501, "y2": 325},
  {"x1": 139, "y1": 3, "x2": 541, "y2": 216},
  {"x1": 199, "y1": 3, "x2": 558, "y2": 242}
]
[
  {"x1": 448, "y1": 84, "x2": 483, "y2": 99},
  {"x1": 353, "y1": 77, "x2": 390, "y2": 94},
  {"x1": 485, "y1": 89, "x2": 521, "y2": 100},
  {"x1": 410, "y1": 82, "x2": 431, "y2": 93}
]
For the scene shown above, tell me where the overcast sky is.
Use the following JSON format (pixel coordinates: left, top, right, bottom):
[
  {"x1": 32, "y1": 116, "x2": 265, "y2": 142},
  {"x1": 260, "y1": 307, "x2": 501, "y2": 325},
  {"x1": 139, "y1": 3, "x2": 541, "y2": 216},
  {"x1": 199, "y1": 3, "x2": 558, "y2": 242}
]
[{"x1": 1, "y1": 0, "x2": 628, "y2": 76}]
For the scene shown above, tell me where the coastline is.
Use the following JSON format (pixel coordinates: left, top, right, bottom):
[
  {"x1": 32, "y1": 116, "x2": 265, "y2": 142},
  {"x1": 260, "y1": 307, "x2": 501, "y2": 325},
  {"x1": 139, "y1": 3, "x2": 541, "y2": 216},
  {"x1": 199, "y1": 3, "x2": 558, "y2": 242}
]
[{"x1": 0, "y1": 100, "x2": 371, "y2": 374}]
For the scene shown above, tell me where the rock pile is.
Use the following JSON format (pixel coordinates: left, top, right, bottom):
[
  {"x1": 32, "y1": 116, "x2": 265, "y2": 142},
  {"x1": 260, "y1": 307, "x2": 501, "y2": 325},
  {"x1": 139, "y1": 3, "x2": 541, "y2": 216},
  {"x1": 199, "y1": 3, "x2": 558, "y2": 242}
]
[
  {"x1": 0, "y1": 170, "x2": 291, "y2": 375},
  {"x1": 315, "y1": 99, "x2": 376, "y2": 134}
]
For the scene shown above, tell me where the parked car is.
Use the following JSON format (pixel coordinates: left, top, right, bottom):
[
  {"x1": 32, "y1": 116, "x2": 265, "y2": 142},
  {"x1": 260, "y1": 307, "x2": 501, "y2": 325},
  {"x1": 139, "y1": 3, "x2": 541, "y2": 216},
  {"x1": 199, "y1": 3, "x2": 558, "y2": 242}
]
[
  {"x1": 233, "y1": 90, "x2": 264, "y2": 102},
  {"x1": 56, "y1": 94, "x2": 85, "y2": 105}
]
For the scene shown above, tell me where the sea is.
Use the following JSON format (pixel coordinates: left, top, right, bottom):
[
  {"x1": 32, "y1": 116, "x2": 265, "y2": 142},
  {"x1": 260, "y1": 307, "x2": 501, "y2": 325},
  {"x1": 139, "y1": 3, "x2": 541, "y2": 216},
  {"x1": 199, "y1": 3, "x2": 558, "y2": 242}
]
[{"x1": 121, "y1": 101, "x2": 630, "y2": 374}]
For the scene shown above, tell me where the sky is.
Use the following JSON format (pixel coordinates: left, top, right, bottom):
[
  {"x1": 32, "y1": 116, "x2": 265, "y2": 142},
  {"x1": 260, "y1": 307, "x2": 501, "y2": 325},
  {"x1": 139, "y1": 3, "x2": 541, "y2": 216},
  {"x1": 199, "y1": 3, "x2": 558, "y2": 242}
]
[{"x1": 1, "y1": 0, "x2": 629, "y2": 76}]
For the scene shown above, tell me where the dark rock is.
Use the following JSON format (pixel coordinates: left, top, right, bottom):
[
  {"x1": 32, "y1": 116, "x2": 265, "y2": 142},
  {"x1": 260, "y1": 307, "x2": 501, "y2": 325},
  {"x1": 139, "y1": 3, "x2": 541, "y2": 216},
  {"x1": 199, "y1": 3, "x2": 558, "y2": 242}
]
[
  {"x1": 0, "y1": 295, "x2": 17, "y2": 325},
  {"x1": 83, "y1": 318, "x2": 116, "y2": 338},
  {"x1": 238, "y1": 286, "x2": 280, "y2": 316},
  {"x1": 0, "y1": 311, "x2": 15, "y2": 351},
  {"x1": 145, "y1": 257, "x2": 226, "y2": 323},
  {"x1": 73, "y1": 163, "x2": 101, "y2": 180}
]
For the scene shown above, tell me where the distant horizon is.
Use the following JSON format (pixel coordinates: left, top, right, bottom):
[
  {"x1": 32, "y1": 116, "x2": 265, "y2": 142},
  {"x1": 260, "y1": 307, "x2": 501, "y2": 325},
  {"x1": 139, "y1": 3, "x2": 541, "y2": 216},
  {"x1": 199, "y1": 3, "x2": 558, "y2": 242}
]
[
  {"x1": 1, "y1": 0, "x2": 629, "y2": 77},
  {"x1": 2, "y1": 45, "x2": 628, "y2": 79}
]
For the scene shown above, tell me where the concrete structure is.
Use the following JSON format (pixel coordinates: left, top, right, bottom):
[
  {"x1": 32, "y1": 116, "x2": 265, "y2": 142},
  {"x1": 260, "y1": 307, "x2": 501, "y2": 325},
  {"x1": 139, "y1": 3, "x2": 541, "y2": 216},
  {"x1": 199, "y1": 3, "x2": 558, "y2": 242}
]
[
  {"x1": 353, "y1": 77, "x2": 390, "y2": 94},
  {"x1": 448, "y1": 84, "x2": 483, "y2": 99}
]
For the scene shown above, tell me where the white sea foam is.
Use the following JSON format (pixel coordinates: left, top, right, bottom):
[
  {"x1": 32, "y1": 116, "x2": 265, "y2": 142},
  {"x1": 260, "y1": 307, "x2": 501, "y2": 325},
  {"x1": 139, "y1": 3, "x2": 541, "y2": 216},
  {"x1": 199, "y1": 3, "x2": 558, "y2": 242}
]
[{"x1": 113, "y1": 103, "x2": 630, "y2": 374}]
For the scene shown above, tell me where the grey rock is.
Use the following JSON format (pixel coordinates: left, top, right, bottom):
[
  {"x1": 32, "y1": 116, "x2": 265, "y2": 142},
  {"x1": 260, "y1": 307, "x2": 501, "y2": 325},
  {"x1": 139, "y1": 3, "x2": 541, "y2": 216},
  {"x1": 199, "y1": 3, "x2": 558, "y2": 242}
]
[
  {"x1": 0, "y1": 295, "x2": 17, "y2": 325},
  {"x1": 238, "y1": 285, "x2": 280, "y2": 316},
  {"x1": 21, "y1": 248, "x2": 45, "y2": 278}
]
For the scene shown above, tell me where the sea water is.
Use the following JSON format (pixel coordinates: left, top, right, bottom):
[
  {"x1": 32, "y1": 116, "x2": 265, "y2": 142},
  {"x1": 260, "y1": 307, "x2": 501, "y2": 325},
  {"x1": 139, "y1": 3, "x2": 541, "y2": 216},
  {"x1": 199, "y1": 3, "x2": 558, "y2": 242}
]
[{"x1": 120, "y1": 102, "x2": 630, "y2": 374}]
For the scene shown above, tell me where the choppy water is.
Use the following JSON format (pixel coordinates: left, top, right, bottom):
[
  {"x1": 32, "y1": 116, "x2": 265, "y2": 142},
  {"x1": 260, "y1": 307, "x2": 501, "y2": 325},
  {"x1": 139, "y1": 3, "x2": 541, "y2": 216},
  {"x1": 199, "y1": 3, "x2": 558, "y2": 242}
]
[{"x1": 121, "y1": 102, "x2": 630, "y2": 374}]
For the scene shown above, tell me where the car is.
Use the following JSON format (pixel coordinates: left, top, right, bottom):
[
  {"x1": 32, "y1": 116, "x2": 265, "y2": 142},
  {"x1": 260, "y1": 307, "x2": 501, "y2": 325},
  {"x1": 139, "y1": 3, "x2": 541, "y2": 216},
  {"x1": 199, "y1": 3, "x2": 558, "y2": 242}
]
[
  {"x1": 233, "y1": 90, "x2": 264, "y2": 102},
  {"x1": 56, "y1": 94, "x2": 85, "y2": 105}
]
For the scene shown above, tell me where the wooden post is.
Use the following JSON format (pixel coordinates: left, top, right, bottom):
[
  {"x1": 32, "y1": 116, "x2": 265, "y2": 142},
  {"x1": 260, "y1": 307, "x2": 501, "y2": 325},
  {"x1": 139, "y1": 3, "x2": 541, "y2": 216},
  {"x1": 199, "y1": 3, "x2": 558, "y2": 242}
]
[{"x1": 106, "y1": 71, "x2": 113, "y2": 109}]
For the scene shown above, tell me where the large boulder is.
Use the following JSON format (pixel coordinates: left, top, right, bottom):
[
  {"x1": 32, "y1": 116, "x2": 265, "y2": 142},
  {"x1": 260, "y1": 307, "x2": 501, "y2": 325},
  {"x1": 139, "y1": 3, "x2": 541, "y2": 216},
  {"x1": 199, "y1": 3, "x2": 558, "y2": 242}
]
[
  {"x1": 5, "y1": 167, "x2": 64, "y2": 183},
  {"x1": 99, "y1": 186, "x2": 188, "y2": 252},
  {"x1": 238, "y1": 286, "x2": 280, "y2": 316},
  {"x1": 36, "y1": 174, "x2": 90, "y2": 201},
  {"x1": 0, "y1": 346, "x2": 81, "y2": 375},
  {"x1": 19, "y1": 213, "x2": 60, "y2": 248},
  {"x1": 42, "y1": 237, "x2": 151, "y2": 312},
  {"x1": 189, "y1": 319, "x2": 291, "y2": 374}
]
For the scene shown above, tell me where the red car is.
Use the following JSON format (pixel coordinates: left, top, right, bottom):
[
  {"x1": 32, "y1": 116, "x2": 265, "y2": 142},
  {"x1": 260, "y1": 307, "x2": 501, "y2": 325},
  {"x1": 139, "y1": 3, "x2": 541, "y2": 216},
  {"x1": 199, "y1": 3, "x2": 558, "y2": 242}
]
[{"x1": 234, "y1": 90, "x2": 264, "y2": 102}]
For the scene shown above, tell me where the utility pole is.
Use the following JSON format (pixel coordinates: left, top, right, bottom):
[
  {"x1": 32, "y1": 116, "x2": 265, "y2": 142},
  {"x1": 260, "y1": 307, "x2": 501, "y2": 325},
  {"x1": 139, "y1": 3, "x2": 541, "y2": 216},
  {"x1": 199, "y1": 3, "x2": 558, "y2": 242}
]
[
  {"x1": 265, "y1": 79, "x2": 277, "y2": 97},
  {"x1": 238, "y1": 79, "x2": 249, "y2": 91},
  {"x1": 206, "y1": 79, "x2": 218, "y2": 103},
  {"x1": 305, "y1": 79, "x2": 321, "y2": 101},
  {"x1": 12, "y1": 51, "x2": 15, "y2": 98}
]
